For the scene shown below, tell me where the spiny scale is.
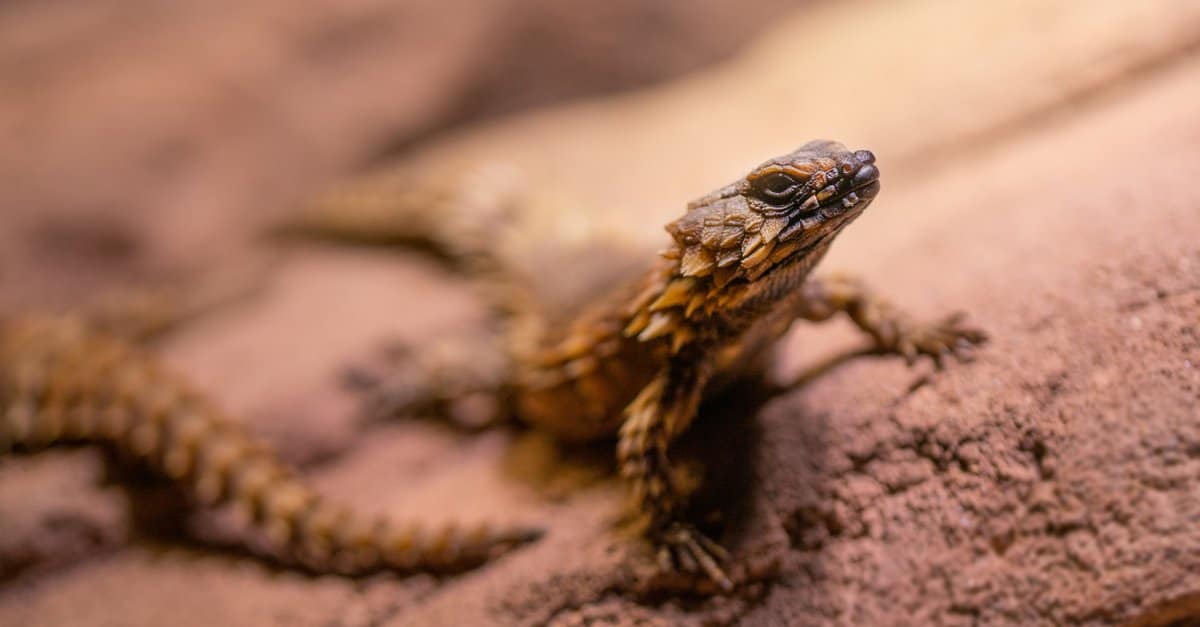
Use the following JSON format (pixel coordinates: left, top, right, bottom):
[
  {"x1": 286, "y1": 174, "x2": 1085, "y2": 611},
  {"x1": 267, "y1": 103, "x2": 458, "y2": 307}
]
[
  {"x1": 0, "y1": 315, "x2": 538, "y2": 574},
  {"x1": 649, "y1": 278, "x2": 696, "y2": 312},
  {"x1": 625, "y1": 201, "x2": 785, "y2": 352}
]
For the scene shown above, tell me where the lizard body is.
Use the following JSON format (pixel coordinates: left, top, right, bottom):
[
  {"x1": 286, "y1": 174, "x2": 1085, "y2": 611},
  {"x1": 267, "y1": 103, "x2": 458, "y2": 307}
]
[{"x1": 1, "y1": 141, "x2": 984, "y2": 590}]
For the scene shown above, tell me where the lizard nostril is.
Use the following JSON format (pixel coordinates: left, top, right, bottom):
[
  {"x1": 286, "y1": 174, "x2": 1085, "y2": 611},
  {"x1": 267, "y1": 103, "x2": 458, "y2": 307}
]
[
  {"x1": 853, "y1": 163, "x2": 879, "y2": 187},
  {"x1": 854, "y1": 150, "x2": 875, "y2": 164}
]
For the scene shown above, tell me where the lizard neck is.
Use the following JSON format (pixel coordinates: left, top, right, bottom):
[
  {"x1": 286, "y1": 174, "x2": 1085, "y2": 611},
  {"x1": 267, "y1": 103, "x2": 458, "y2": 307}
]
[{"x1": 620, "y1": 238, "x2": 833, "y2": 356}]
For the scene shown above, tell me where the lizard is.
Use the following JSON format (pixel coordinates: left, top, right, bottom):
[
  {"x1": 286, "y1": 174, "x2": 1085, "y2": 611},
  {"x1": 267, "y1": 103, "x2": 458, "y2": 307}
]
[{"x1": 0, "y1": 140, "x2": 985, "y2": 591}]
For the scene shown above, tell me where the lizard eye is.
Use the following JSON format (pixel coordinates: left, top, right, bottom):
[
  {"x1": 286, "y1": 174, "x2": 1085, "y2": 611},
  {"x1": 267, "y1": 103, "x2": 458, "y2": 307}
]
[{"x1": 756, "y1": 173, "x2": 801, "y2": 204}]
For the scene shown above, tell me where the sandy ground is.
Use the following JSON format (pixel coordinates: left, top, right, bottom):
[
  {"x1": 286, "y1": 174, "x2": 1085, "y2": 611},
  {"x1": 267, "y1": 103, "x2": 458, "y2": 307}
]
[{"x1": 2, "y1": 1, "x2": 1199, "y2": 626}]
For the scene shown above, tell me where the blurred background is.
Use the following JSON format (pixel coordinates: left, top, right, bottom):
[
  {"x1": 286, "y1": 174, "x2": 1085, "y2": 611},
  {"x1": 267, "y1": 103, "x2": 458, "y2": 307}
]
[
  {"x1": 2, "y1": 0, "x2": 1195, "y2": 312},
  {"x1": 2, "y1": 1, "x2": 1199, "y2": 626},
  {"x1": 0, "y1": 0, "x2": 801, "y2": 311}
]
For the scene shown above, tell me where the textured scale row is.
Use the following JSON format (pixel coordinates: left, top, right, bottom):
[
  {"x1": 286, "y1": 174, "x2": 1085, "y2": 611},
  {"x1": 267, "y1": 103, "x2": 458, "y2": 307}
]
[
  {"x1": 0, "y1": 315, "x2": 537, "y2": 574},
  {"x1": 619, "y1": 204, "x2": 801, "y2": 357}
]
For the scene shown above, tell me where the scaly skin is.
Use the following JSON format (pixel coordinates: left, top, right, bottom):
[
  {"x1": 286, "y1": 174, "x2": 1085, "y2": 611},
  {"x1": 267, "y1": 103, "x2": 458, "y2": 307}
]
[{"x1": 1, "y1": 141, "x2": 984, "y2": 590}]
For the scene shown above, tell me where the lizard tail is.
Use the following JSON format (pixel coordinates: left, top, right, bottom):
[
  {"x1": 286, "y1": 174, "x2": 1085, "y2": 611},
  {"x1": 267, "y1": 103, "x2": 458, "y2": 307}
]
[{"x1": 0, "y1": 314, "x2": 540, "y2": 574}]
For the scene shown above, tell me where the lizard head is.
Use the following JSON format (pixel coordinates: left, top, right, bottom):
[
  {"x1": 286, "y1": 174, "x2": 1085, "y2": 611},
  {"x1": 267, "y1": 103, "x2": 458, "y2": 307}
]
[
  {"x1": 664, "y1": 140, "x2": 879, "y2": 288},
  {"x1": 624, "y1": 141, "x2": 879, "y2": 349}
]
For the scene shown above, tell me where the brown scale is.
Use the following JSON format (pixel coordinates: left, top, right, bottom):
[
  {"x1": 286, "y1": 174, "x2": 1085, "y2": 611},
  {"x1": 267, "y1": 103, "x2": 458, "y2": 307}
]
[{"x1": 0, "y1": 314, "x2": 538, "y2": 574}]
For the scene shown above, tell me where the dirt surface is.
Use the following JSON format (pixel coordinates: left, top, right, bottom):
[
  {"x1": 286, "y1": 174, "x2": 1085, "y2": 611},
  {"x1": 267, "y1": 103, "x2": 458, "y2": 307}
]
[{"x1": 2, "y1": 1, "x2": 1200, "y2": 626}]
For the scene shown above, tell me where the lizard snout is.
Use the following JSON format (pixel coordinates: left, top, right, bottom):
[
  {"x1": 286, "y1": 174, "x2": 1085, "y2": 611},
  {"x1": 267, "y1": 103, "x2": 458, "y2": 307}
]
[
  {"x1": 849, "y1": 150, "x2": 880, "y2": 197},
  {"x1": 853, "y1": 163, "x2": 879, "y2": 188}
]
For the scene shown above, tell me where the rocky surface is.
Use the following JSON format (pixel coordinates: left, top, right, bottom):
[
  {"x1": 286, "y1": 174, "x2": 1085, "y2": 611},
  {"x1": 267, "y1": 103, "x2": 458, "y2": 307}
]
[{"x1": 2, "y1": 1, "x2": 1199, "y2": 625}]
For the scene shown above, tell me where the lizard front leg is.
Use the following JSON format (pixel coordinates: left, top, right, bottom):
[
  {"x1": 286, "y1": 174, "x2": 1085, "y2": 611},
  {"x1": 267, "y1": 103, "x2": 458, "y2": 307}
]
[
  {"x1": 617, "y1": 359, "x2": 734, "y2": 590},
  {"x1": 798, "y1": 273, "x2": 987, "y2": 366}
]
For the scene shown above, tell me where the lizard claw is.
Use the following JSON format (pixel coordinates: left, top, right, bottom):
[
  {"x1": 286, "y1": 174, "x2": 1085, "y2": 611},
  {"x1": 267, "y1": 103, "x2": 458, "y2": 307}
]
[
  {"x1": 655, "y1": 523, "x2": 733, "y2": 592},
  {"x1": 890, "y1": 311, "x2": 987, "y2": 367},
  {"x1": 898, "y1": 337, "x2": 918, "y2": 365},
  {"x1": 342, "y1": 338, "x2": 507, "y2": 429},
  {"x1": 341, "y1": 357, "x2": 431, "y2": 421}
]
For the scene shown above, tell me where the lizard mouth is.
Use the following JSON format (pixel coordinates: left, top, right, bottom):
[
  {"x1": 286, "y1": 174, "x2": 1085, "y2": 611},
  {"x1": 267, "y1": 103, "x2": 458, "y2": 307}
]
[{"x1": 827, "y1": 170, "x2": 879, "y2": 221}]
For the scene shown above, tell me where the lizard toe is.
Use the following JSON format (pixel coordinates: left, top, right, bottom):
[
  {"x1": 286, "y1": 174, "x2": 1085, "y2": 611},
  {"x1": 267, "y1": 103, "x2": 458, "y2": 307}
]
[{"x1": 657, "y1": 523, "x2": 733, "y2": 592}]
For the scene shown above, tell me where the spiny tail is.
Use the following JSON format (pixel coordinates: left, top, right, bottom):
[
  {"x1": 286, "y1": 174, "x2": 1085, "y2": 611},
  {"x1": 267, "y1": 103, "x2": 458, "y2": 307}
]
[{"x1": 0, "y1": 315, "x2": 540, "y2": 574}]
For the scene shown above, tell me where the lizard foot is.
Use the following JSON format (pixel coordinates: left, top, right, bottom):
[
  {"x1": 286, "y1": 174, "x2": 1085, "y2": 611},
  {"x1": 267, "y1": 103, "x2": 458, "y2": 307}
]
[
  {"x1": 635, "y1": 523, "x2": 784, "y2": 596},
  {"x1": 653, "y1": 522, "x2": 734, "y2": 592},
  {"x1": 342, "y1": 337, "x2": 507, "y2": 429},
  {"x1": 886, "y1": 311, "x2": 988, "y2": 368}
]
